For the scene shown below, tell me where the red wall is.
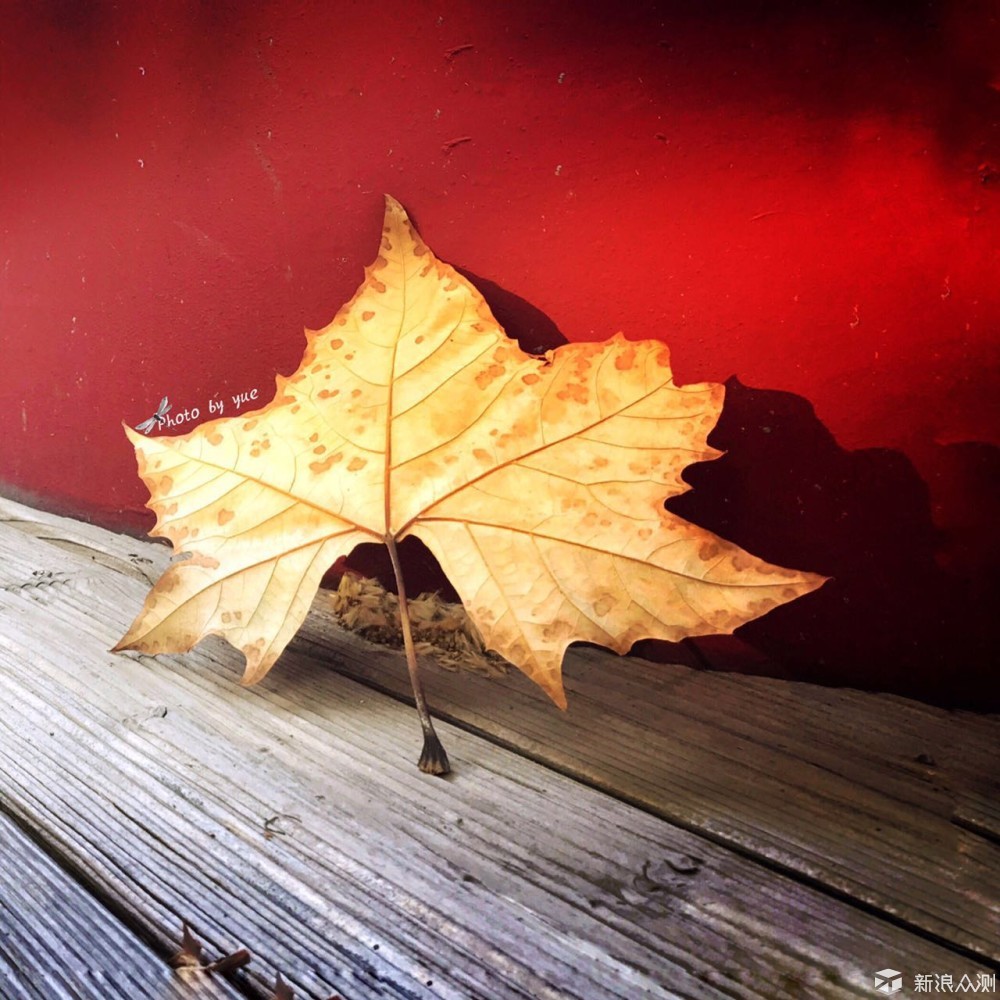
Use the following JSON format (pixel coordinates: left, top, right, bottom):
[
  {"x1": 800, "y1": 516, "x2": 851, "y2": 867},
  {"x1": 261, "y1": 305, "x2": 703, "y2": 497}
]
[{"x1": 2, "y1": 2, "x2": 997, "y2": 705}]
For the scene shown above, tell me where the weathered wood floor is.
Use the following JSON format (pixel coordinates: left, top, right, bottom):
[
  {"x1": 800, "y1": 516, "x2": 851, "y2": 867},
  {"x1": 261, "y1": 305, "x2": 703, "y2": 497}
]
[{"x1": 0, "y1": 495, "x2": 996, "y2": 999}]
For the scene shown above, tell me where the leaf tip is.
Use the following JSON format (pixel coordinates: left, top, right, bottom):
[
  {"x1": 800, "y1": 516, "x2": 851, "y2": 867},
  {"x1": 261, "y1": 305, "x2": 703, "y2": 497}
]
[
  {"x1": 537, "y1": 673, "x2": 568, "y2": 710},
  {"x1": 240, "y1": 654, "x2": 275, "y2": 687},
  {"x1": 383, "y1": 192, "x2": 406, "y2": 216},
  {"x1": 121, "y1": 421, "x2": 144, "y2": 444}
]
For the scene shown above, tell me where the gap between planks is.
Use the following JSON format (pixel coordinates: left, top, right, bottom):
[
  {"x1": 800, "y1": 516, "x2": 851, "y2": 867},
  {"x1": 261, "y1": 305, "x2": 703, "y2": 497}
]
[{"x1": 0, "y1": 802, "x2": 246, "y2": 1000}]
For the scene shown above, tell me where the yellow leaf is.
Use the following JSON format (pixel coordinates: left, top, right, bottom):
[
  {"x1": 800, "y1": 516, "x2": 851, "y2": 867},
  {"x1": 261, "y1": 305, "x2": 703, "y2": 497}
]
[{"x1": 116, "y1": 196, "x2": 825, "y2": 728}]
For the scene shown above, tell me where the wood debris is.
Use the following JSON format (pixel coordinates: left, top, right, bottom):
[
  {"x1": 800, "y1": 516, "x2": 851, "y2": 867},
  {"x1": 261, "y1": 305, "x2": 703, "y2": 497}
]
[{"x1": 326, "y1": 574, "x2": 509, "y2": 680}]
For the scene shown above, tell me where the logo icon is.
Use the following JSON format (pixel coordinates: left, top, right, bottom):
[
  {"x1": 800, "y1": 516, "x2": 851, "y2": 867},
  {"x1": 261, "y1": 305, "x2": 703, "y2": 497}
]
[
  {"x1": 874, "y1": 969, "x2": 903, "y2": 994},
  {"x1": 135, "y1": 396, "x2": 171, "y2": 433}
]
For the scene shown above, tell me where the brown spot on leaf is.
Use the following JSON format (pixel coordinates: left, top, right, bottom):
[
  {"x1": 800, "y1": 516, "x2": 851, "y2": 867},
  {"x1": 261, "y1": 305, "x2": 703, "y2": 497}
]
[
  {"x1": 415, "y1": 335, "x2": 425, "y2": 344},
  {"x1": 310, "y1": 455, "x2": 337, "y2": 474},
  {"x1": 372, "y1": 278, "x2": 387, "y2": 294},
  {"x1": 541, "y1": 620, "x2": 575, "y2": 642},
  {"x1": 698, "y1": 541, "x2": 721, "y2": 561},
  {"x1": 730, "y1": 551, "x2": 753, "y2": 572},
  {"x1": 557, "y1": 382, "x2": 589, "y2": 404},
  {"x1": 217, "y1": 509, "x2": 235, "y2": 526},
  {"x1": 522, "y1": 372, "x2": 540, "y2": 385},
  {"x1": 313, "y1": 445, "x2": 326, "y2": 455},
  {"x1": 330, "y1": 338, "x2": 344, "y2": 350},
  {"x1": 593, "y1": 594, "x2": 616, "y2": 616},
  {"x1": 351, "y1": 388, "x2": 362, "y2": 398},
  {"x1": 309, "y1": 433, "x2": 319, "y2": 442},
  {"x1": 159, "y1": 475, "x2": 173, "y2": 492},
  {"x1": 475, "y1": 363, "x2": 506, "y2": 390},
  {"x1": 362, "y1": 310, "x2": 375, "y2": 321},
  {"x1": 243, "y1": 419, "x2": 259, "y2": 432},
  {"x1": 348, "y1": 457, "x2": 367, "y2": 472},
  {"x1": 207, "y1": 431, "x2": 223, "y2": 446},
  {"x1": 615, "y1": 346, "x2": 637, "y2": 371},
  {"x1": 473, "y1": 448, "x2": 491, "y2": 463}
]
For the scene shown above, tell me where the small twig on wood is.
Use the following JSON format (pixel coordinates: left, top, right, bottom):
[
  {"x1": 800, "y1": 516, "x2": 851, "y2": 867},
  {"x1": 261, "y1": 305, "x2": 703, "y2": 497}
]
[
  {"x1": 263, "y1": 813, "x2": 301, "y2": 840},
  {"x1": 208, "y1": 949, "x2": 252, "y2": 974}
]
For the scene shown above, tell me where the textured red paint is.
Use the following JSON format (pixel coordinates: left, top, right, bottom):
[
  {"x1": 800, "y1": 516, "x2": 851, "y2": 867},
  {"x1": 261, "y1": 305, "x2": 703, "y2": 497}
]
[{"x1": 1, "y1": 1, "x2": 997, "y2": 703}]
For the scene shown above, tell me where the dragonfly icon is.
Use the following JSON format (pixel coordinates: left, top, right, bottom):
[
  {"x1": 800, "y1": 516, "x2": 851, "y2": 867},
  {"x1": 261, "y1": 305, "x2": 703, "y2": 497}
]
[{"x1": 135, "y1": 396, "x2": 171, "y2": 433}]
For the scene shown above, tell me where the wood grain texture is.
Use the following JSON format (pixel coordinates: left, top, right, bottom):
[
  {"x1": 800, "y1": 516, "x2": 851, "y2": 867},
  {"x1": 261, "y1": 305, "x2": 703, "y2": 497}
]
[
  {"x1": 0, "y1": 496, "x2": 997, "y2": 1000},
  {"x1": 296, "y1": 598, "x2": 1000, "y2": 964},
  {"x1": 0, "y1": 808, "x2": 243, "y2": 1000}
]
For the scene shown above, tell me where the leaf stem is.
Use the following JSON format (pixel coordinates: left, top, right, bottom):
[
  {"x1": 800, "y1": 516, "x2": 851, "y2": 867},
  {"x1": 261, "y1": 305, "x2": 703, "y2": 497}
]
[{"x1": 384, "y1": 534, "x2": 451, "y2": 776}]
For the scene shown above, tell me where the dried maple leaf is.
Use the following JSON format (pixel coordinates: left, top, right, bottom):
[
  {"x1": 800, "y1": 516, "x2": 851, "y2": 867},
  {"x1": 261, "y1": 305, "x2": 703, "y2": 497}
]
[
  {"x1": 114, "y1": 196, "x2": 826, "y2": 773},
  {"x1": 169, "y1": 921, "x2": 205, "y2": 971},
  {"x1": 271, "y1": 972, "x2": 343, "y2": 1000},
  {"x1": 169, "y1": 921, "x2": 251, "y2": 976},
  {"x1": 272, "y1": 973, "x2": 294, "y2": 1000}
]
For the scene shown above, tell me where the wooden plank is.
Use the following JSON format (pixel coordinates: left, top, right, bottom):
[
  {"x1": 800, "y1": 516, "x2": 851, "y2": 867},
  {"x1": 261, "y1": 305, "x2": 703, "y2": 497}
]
[
  {"x1": 0, "y1": 807, "x2": 244, "y2": 1000},
  {"x1": 293, "y1": 625, "x2": 1000, "y2": 961},
  {"x1": 0, "y1": 497, "x2": 993, "y2": 998},
  {"x1": 953, "y1": 790, "x2": 1000, "y2": 843},
  {"x1": 16, "y1": 497, "x2": 993, "y2": 962}
]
